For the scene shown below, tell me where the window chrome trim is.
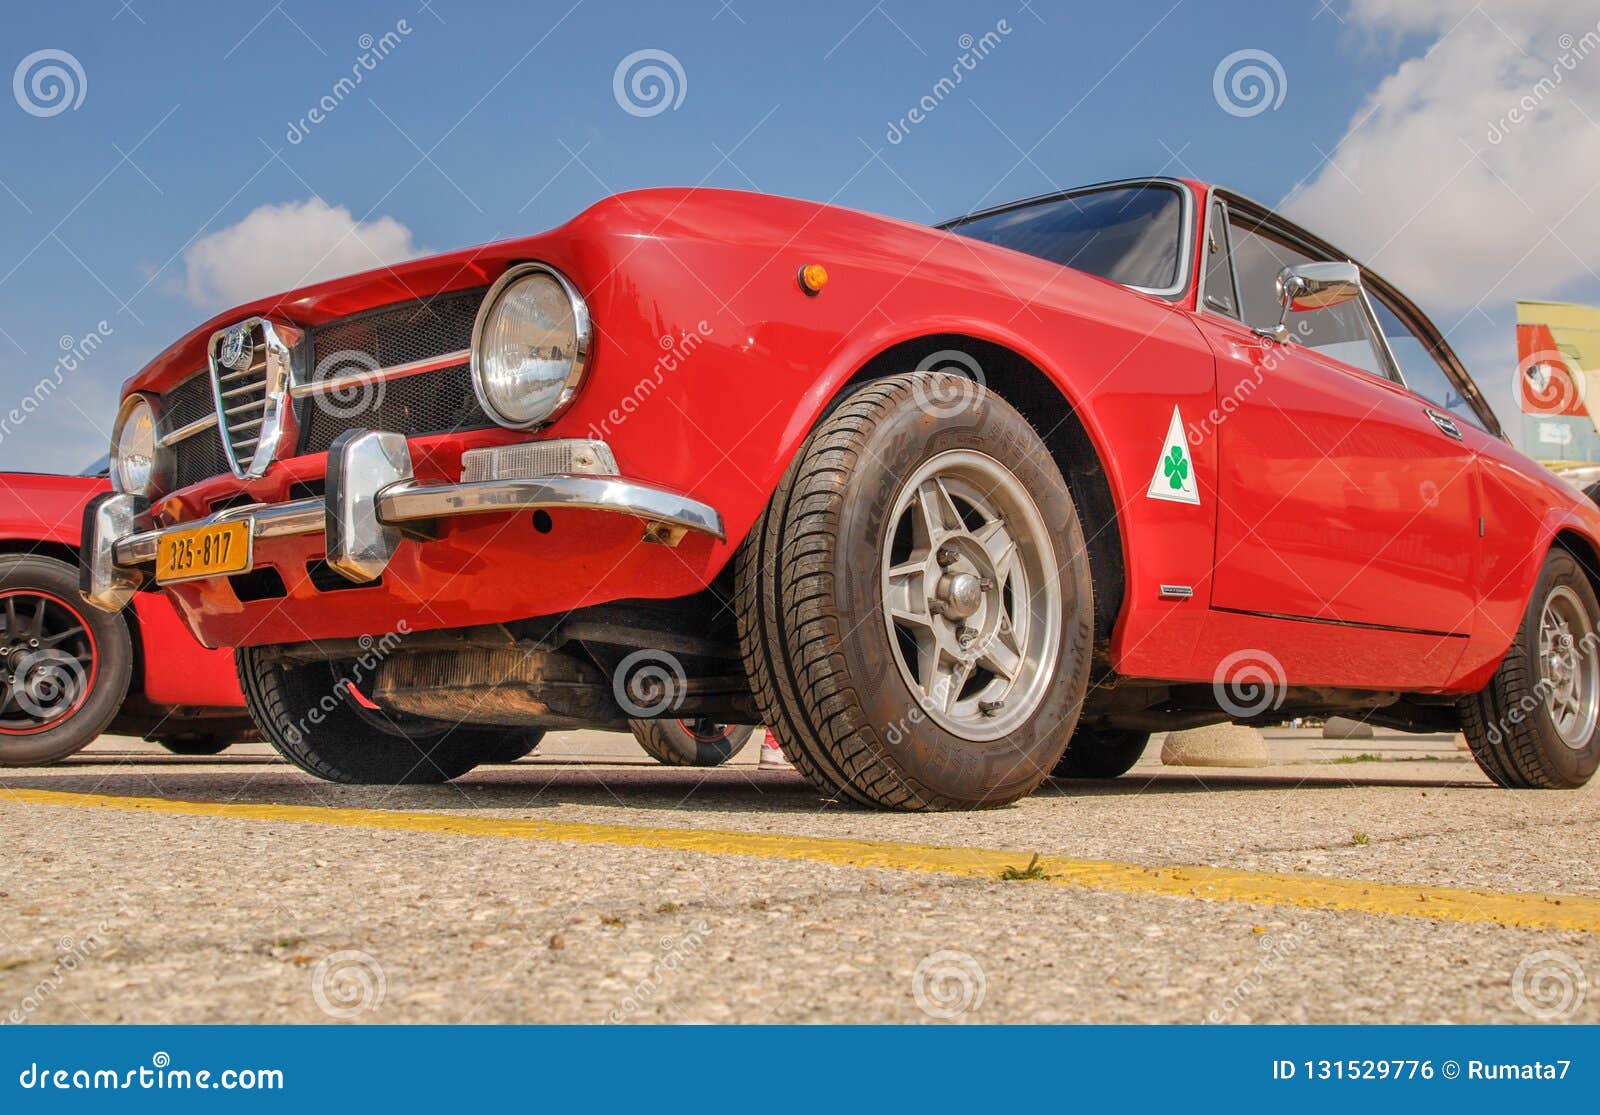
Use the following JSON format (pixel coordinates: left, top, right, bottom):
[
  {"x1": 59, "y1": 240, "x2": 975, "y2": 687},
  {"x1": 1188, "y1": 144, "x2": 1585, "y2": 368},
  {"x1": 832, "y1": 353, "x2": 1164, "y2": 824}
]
[
  {"x1": 290, "y1": 349, "x2": 471, "y2": 399},
  {"x1": 938, "y1": 176, "x2": 1198, "y2": 301}
]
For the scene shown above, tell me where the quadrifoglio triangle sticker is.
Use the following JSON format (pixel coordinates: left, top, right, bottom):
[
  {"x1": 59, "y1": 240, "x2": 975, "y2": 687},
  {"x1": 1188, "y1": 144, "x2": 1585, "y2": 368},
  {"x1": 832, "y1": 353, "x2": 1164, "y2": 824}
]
[{"x1": 1147, "y1": 405, "x2": 1200, "y2": 505}]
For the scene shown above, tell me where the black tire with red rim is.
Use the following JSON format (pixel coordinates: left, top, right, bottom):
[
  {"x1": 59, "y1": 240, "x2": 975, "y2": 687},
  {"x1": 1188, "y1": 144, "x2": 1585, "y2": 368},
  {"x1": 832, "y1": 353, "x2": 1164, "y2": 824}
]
[
  {"x1": 629, "y1": 718, "x2": 755, "y2": 767},
  {"x1": 0, "y1": 554, "x2": 132, "y2": 766}
]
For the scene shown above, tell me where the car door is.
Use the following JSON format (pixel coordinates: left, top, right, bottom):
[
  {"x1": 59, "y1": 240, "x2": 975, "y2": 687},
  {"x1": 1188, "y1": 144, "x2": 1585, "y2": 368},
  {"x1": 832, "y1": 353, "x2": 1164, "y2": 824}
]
[{"x1": 1194, "y1": 204, "x2": 1481, "y2": 638}]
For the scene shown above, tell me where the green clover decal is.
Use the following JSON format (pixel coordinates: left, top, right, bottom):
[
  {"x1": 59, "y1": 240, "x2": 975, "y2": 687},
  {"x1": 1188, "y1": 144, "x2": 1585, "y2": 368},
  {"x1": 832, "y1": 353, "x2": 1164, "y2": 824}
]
[{"x1": 1163, "y1": 445, "x2": 1189, "y2": 490}]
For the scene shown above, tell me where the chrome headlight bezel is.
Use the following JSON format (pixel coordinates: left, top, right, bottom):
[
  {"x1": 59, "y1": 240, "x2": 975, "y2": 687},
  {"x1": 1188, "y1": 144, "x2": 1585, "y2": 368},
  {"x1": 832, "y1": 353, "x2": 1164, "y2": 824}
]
[
  {"x1": 469, "y1": 262, "x2": 592, "y2": 431},
  {"x1": 109, "y1": 393, "x2": 166, "y2": 498}
]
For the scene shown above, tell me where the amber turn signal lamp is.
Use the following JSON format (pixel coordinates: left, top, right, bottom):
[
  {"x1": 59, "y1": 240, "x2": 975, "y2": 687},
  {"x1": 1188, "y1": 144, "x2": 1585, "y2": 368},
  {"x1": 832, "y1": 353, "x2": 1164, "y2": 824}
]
[{"x1": 798, "y1": 263, "x2": 829, "y2": 295}]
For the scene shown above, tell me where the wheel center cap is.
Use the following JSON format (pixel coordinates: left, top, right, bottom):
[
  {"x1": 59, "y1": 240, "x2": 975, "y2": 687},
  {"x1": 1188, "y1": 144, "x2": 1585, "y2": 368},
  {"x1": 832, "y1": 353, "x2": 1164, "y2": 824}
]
[{"x1": 937, "y1": 572, "x2": 983, "y2": 620}]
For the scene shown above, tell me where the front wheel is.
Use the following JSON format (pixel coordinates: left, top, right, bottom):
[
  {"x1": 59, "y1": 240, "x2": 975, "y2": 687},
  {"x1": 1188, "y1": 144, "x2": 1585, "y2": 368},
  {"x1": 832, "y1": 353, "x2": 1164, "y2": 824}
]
[
  {"x1": 238, "y1": 648, "x2": 502, "y2": 784},
  {"x1": 1052, "y1": 728, "x2": 1149, "y2": 779},
  {"x1": 0, "y1": 555, "x2": 132, "y2": 766},
  {"x1": 630, "y1": 718, "x2": 753, "y2": 766},
  {"x1": 1459, "y1": 548, "x2": 1600, "y2": 788},
  {"x1": 477, "y1": 730, "x2": 546, "y2": 764},
  {"x1": 736, "y1": 372, "x2": 1094, "y2": 811}
]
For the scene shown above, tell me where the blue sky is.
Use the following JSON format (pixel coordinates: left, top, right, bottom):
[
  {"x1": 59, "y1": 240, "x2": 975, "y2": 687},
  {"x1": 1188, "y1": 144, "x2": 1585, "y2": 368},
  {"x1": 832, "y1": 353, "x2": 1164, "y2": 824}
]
[{"x1": 1, "y1": 0, "x2": 1595, "y2": 470}]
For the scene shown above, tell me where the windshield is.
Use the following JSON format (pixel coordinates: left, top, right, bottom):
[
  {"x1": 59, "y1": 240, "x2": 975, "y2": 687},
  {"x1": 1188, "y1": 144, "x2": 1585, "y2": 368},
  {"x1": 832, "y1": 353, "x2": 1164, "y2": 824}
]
[
  {"x1": 945, "y1": 183, "x2": 1186, "y2": 293},
  {"x1": 80, "y1": 454, "x2": 110, "y2": 478}
]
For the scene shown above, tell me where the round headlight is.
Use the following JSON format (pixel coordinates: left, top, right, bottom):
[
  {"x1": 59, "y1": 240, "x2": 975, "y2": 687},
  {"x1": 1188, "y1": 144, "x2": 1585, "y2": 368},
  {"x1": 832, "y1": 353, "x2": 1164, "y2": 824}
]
[
  {"x1": 471, "y1": 263, "x2": 590, "y2": 429},
  {"x1": 110, "y1": 395, "x2": 158, "y2": 497}
]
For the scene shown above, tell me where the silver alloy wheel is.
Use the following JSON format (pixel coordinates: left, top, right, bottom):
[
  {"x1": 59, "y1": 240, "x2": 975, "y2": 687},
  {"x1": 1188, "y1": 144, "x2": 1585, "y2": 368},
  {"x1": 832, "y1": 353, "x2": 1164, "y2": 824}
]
[
  {"x1": 880, "y1": 449, "x2": 1061, "y2": 742},
  {"x1": 1539, "y1": 583, "x2": 1599, "y2": 750}
]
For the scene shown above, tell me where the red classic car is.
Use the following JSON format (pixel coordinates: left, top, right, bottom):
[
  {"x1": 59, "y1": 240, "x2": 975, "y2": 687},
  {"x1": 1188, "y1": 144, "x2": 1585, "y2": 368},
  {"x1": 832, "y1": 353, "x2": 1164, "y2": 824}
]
[
  {"x1": 80, "y1": 177, "x2": 1600, "y2": 808},
  {"x1": 0, "y1": 466, "x2": 250, "y2": 764}
]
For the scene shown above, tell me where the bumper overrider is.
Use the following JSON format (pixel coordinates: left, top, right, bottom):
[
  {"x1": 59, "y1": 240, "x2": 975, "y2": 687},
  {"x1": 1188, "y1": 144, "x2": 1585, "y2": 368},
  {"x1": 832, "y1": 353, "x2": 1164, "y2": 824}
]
[{"x1": 79, "y1": 429, "x2": 724, "y2": 613}]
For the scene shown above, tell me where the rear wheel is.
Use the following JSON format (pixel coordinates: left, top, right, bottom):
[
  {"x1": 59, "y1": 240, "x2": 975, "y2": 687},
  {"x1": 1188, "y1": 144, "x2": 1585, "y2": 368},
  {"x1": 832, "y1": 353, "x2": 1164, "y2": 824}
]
[
  {"x1": 735, "y1": 372, "x2": 1093, "y2": 811},
  {"x1": 238, "y1": 647, "x2": 501, "y2": 784},
  {"x1": 0, "y1": 555, "x2": 131, "y2": 766},
  {"x1": 477, "y1": 730, "x2": 546, "y2": 764},
  {"x1": 630, "y1": 718, "x2": 753, "y2": 766},
  {"x1": 157, "y1": 734, "x2": 233, "y2": 756},
  {"x1": 1052, "y1": 728, "x2": 1149, "y2": 779},
  {"x1": 1460, "y1": 548, "x2": 1600, "y2": 788}
]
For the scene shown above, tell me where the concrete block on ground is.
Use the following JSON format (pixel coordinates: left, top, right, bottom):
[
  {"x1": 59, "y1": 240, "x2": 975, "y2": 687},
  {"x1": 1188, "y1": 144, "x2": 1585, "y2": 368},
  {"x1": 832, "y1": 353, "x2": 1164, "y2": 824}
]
[
  {"x1": 1322, "y1": 716, "x2": 1375, "y2": 740},
  {"x1": 1160, "y1": 723, "x2": 1271, "y2": 768}
]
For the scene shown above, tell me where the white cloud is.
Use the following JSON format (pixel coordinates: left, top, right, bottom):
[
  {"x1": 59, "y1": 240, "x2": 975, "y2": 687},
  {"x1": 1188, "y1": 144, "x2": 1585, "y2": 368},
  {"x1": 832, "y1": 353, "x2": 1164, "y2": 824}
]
[
  {"x1": 1282, "y1": 1, "x2": 1600, "y2": 318},
  {"x1": 180, "y1": 198, "x2": 424, "y2": 307}
]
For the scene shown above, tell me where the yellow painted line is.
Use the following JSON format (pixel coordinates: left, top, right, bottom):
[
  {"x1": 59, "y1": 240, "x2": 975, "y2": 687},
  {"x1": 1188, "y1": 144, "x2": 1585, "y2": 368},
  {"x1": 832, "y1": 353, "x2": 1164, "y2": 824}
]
[{"x1": 4, "y1": 785, "x2": 1597, "y2": 933}]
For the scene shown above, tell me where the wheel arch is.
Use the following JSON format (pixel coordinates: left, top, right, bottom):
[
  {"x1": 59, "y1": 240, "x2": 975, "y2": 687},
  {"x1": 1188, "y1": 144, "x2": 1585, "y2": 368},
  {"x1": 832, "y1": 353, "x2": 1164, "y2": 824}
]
[
  {"x1": 0, "y1": 536, "x2": 147, "y2": 698},
  {"x1": 820, "y1": 331, "x2": 1126, "y2": 651}
]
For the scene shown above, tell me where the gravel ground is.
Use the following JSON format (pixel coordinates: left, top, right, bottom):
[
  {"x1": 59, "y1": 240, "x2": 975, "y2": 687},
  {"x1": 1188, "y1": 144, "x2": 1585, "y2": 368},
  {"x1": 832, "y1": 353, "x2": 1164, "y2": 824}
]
[{"x1": 1, "y1": 728, "x2": 1596, "y2": 1024}]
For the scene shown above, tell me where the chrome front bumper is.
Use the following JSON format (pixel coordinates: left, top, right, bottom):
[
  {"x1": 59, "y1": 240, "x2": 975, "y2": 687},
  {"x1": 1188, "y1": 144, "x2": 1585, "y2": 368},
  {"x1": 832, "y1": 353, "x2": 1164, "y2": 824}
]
[{"x1": 80, "y1": 429, "x2": 724, "y2": 613}]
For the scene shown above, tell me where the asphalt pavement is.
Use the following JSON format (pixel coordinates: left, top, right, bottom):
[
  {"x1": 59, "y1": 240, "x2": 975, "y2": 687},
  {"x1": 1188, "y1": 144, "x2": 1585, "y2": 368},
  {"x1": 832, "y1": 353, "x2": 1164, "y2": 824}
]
[{"x1": 1, "y1": 727, "x2": 1596, "y2": 1024}]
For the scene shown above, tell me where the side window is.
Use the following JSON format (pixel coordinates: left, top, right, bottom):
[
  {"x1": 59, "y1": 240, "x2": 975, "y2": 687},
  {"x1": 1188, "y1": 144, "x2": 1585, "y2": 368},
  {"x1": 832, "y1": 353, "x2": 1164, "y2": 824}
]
[
  {"x1": 1228, "y1": 219, "x2": 1394, "y2": 381},
  {"x1": 1374, "y1": 300, "x2": 1487, "y2": 431},
  {"x1": 1202, "y1": 200, "x2": 1239, "y2": 318}
]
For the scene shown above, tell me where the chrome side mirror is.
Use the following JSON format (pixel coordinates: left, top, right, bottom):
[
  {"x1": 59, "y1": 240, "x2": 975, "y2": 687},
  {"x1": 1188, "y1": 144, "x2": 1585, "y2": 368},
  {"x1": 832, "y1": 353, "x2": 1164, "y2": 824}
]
[{"x1": 1257, "y1": 261, "x2": 1364, "y2": 344}]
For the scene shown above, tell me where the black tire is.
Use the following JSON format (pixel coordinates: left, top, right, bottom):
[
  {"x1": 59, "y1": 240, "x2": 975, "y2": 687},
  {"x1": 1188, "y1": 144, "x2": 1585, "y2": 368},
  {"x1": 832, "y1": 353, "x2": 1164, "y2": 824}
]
[
  {"x1": 1052, "y1": 728, "x2": 1149, "y2": 779},
  {"x1": 630, "y1": 718, "x2": 754, "y2": 766},
  {"x1": 735, "y1": 372, "x2": 1094, "y2": 811},
  {"x1": 0, "y1": 554, "x2": 132, "y2": 766},
  {"x1": 157, "y1": 734, "x2": 233, "y2": 756},
  {"x1": 477, "y1": 729, "x2": 546, "y2": 764},
  {"x1": 1459, "y1": 548, "x2": 1600, "y2": 788},
  {"x1": 237, "y1": 647, "x2": 500, "y2": 784}
]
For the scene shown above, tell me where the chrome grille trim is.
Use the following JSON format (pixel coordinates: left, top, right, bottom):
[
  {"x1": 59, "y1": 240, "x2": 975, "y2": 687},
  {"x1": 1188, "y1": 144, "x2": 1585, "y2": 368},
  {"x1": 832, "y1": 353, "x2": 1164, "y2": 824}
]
[
  {"x1": 158, "y1": 412, "x2": 218, "y2": 448},
  {"x1": 206, "y1": 317, "x2": 300, "y2": 481}
]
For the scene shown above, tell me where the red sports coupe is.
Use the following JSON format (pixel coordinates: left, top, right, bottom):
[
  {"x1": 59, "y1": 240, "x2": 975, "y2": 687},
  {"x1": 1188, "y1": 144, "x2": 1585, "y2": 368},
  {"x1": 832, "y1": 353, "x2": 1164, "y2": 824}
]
[
  {"x1": 79, "y1": 177, "x2": 1600, "y2": 808},
  {"x1": 0, "y1": 466, "x2": 250, "y2": 764}
]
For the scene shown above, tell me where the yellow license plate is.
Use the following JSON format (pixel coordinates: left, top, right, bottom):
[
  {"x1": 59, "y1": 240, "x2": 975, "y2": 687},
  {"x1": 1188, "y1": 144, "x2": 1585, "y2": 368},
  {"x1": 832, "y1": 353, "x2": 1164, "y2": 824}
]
[{"x1": 155, "y1": 521, "x2": 253, "y2": 584}]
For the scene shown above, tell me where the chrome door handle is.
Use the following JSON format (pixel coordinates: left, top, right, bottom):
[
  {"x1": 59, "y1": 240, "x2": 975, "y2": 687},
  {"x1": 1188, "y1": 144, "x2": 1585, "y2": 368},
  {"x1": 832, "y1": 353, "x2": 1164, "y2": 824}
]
[{"x1": 1424, "y1": 408, "x2": 1462, "y2": 440}]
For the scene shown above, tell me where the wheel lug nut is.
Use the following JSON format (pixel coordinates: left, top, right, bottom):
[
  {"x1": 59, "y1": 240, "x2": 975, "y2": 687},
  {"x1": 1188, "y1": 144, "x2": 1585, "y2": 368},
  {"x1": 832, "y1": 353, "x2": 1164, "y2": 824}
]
[
  {"x1": 979, "y1": 578, "x2": 993, "y2": 591},
  {"x1": 979, "y1": 699, "x2": 1004, "y2": 716},
  {"x1": 936, "y1": 548, "x2": 958, "y2": 567}
]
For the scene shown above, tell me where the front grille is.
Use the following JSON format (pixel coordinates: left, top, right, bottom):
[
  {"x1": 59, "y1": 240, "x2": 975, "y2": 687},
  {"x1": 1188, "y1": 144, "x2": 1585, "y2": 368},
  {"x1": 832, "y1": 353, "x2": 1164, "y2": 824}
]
[
  {"x1": 311, "y1": 287, "x2": 484, "y2": 371},
  {"x1": 215, "y1": 332, "x2": 272, "y2": 475},
  {"x1": 299, "y1": 363, "x2": 490, "y2": 455},
  {"x1": 299, "y1": 287, "x2": 493, "y2": 454},
  {"x1": 164, "y1": 372, "x2": 230, "y2": 491},
  {"x1": 155, "y1": 287, "x2": 496, "y2": 493},
  {"x1": 172, "y1": 428, "x2": 231, "y2": 491}
]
